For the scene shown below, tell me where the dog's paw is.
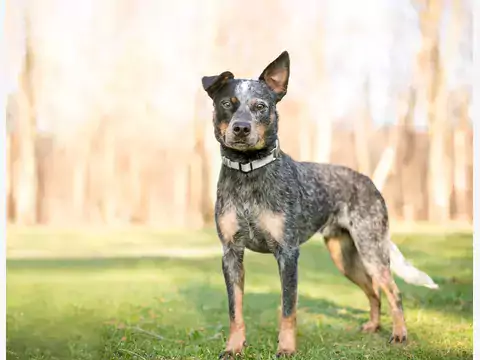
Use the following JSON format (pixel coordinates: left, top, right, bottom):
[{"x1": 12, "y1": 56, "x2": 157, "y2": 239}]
[
  {"x1": 218, "y1": 350, "x2": 236, "y2": 359},
  {"x1": 388, "y1": 331, "x2": 407, "y2": 345},
  {"x1": 275, "y1": 349, "x2": 296, "y2": 358},
  {"x1": 218, "y1": 340, "x2": 247, "y2": 359},
  {"x1": 276, "y1": 329, "x2": 296, "y2": 357},
  {"x1": 219, "y1": 349, "x2": 240, "y2": 359},
  {"x1": 360, "y1": 321, "x2": 380, "y2": 333}
]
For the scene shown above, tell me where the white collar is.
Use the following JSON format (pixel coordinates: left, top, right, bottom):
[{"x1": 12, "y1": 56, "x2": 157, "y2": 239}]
[{"x1": 222, "y1": 140, "x2": 280, "y2": 173}]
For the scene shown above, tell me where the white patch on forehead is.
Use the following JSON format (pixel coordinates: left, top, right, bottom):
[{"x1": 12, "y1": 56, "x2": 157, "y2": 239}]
[{"x1": 235, "y1": 80, "x2": 254, "y2": 103}]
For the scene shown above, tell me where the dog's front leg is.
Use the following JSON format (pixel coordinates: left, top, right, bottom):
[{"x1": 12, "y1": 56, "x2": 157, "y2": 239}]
[
  {"x1": 219, "y1": 244, "x2": 246, "y2": 358},
  {"x1": 275, "y1": 247, "x2": 299, "y2": 357}
]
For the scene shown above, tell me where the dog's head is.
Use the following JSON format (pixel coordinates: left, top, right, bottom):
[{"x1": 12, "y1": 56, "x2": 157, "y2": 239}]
[{"x1": 201, "y1": 51, "x2": 290, "y2": 151}]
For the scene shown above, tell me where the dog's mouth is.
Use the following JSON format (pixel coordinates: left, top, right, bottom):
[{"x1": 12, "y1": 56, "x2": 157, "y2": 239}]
[
  {"x1": 224, "y1": 141, "x2": 251, "y2": 151},
  {"x1": 224, "y1": 140, "x2": 266, "y2": 152}
]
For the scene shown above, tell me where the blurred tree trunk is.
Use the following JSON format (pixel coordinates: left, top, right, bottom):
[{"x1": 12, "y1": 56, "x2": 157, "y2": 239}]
[
  {"x1": 173, "y1": 159, "x2": 188, "y2": 228},
  {"x1": 311, "y1": 17, "x2": 332, "y2": 164},
  {"x1": 313, "y1": 108, "x2": 332, "y2": 164},
  {"x1": 298, "y1": 114, "x2": 313, "y2": 161},
  {"x1": 448, "y1": 1, "x2": 472, "y2": 223},
  {"x1": 6, "y1": 133, "x2": 12, "y2": 219},
  {"x1": 72, "y1": 144, "x2": 88, "y2": 223},
  {"x1": 416, "y1": 0, "x2": 452, "y2": 222},
  {"x1": 452, "y1": 90, "x2": 471, "y2": 222},
  {"x1": 371, "y1": 91, "x2": 415, "y2": 197},
  {"x1": 188, "y1": 91, "x2": 207, "y2": 229},
  {"x1": 193, "y1": 89, "x2": 214, "y2": 225},
  {"x1": 465, "y1": 116, "x2": 473, "y2": 221},
  {"x1": 12, "y1": 14, "x2": 38, "y2": 225},
  {"x1": 394, "y1": 89, "x2": 418, "y2": 221},
  {"x1": 100, "y1": 121, "x2": 118, "y2": 224},
  {"x1": 190, "y1": 0, "x2": 219, "y2": 227},
  {"x1": 354, "y1": 78, "x2": 373, "y2": 176},
  {"x1": 6, "y1": 109, "x2": 13, "y2": 222}
]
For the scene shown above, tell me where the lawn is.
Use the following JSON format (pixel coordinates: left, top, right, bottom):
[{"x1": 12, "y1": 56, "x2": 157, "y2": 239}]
[{"x1": 6, "y1": 227, "x2": 473, "y2": 359}]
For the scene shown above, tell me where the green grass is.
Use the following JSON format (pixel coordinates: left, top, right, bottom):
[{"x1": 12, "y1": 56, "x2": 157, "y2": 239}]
[{"x1": 6, "y1": 228, "x2": 473, "y2": 359}]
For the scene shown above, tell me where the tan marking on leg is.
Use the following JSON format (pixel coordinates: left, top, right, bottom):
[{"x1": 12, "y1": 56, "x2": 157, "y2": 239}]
[
  {"x1": 258, "y1": 210, "x2": 285, "y2": 244},
  {"x1": 225, "y1": 283, "x2": 246, "y2": 354},
  {"x1": 325, "y1": 237, "x2": 346, "y2": 274},
  {"x1": 326, "y1": 235, "x2": 381, "y2": 332},
  {"x1": 277, "y1": 311, "x2": 296, "y2": 355},
  {"x1": 350, "y1": 264, "x2": 381, "y2": 333},
  {"x1": 218, "y1": 209, "x2": 238, "y2": 244},
  {"x1": 380, "y1": 279, "x2": 407, "y2": 343},
  {"x1": 361, "y1": 279, "x2": 381, "y2": 333},
  {"x1": 378, "y1": 270, "x2": 407, "y2": 342}
]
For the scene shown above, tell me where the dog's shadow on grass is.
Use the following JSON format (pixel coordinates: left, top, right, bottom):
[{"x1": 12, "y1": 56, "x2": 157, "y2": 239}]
[{"x1": 177, "y1": 282, "x2": 385, "y2": 336}]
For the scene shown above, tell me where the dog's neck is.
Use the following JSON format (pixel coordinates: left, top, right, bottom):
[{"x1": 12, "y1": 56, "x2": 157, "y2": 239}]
[{"x1": 220, "y1": 139, "x2": 278, "y2": 162}]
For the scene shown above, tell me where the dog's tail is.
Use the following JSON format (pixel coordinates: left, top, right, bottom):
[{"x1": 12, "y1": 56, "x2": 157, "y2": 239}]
[{"x1": 389, "y1": 240, "x2": 439, "y2": 289}]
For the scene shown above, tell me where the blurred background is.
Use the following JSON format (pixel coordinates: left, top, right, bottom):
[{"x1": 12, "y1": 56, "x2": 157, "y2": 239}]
[
  {"x1": 3, "y1": 0, "x2": 473, "y2": 229},
  {"x1": 3, "y1": 1, "x2": 474, "y2": 359}
]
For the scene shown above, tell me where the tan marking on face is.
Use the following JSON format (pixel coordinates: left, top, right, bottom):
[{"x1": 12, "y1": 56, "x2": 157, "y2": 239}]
[
  {"x1": 219, "y1": 122, "x2": 228, "y2": 136},
  {"x1": 269, "y1": 111, "x2": 275, "y2": 124},
  {"x1": 277, "y1": 312, "x2": 296, "y2": 354},
  {"x1": 256, "y1": 123, "x2": 266, "y2": 137},
  {"x1": 259, "y1": 210, "x2": 284, "y2": 243},
  {"x1": 250, "y1": 123, "x2": 267, "y2": 150},
  {"x1": 231, "y1": 97, "x2": 238, "y2": 104},
  {"x1": 218, "y1": 208, "x2": 238, "y2": 243}
]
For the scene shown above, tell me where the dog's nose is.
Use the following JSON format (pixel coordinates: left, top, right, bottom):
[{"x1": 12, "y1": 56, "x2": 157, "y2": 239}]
[{"x1": 232, "y1": 122, "x2": 251, "y2": 136}]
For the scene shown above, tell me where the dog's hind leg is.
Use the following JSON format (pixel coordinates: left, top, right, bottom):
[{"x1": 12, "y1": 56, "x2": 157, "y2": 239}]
[
  {"x1": 325, "y1": 231, "x2": 381, "y2": 333},
  {"x1": 347, "y1": 222, "x2": 407, "y2": 344}
]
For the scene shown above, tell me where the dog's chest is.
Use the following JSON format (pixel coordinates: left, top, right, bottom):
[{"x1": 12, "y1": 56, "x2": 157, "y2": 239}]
[
  {"x1": 236, "y1": 201, "x2": 280, "y2": 253},
  {"x1": 218, "y1": 180, "x2": 283, "y2": 253}
]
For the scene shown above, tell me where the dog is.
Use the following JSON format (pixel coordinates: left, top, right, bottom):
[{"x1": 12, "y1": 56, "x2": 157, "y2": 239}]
[{"x1": 201, "y1": 51, "x2": 438, "y2": 358}]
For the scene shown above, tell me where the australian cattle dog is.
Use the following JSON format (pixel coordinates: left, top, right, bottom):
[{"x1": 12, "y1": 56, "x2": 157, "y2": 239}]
[{"x1": 201, "y1": 51, "x2": 438, "y2": 358}]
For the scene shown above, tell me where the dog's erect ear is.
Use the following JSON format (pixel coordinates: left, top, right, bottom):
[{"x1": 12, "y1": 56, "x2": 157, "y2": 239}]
[
  {"x1": 201, "y1": 71, "x2": 235, "y2": 99},
  {"x1": 259, "y1": 51, "x2": 290, "y2": 101}
]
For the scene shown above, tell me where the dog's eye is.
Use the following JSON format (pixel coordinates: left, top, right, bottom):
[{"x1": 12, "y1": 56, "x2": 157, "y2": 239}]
[
  {"x1": 255, "y1": 103, "x2": 267, "y2": 111},
  {"x1": 222, "y1": 101, "x2": 232, "y2": 109}
]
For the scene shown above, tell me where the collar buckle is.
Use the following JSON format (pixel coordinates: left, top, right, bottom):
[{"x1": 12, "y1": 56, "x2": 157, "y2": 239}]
[{"x1": 240, "y1": 162, "x2": 253, "y2": 173}]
